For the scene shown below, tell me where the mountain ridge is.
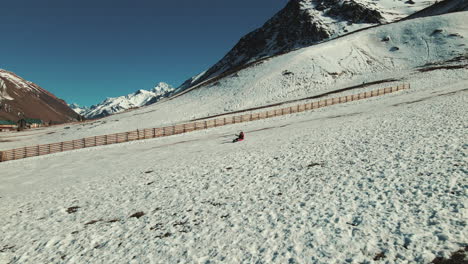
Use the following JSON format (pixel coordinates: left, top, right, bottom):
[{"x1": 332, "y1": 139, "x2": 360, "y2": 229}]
[
  {"x1": 177, "y1": 0, "x2": 438, "y2": 92},
  {"x1": 71, "y1": 82, "x2": 174, "y2": 119},
  {"x1": 0, "y1": 69, "x2": 79, "y2": 123}
]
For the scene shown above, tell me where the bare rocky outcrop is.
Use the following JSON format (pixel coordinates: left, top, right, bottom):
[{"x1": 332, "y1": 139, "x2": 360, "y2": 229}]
[{"x1": 0, "y1": 69, "x2": 79, "y2": 123}]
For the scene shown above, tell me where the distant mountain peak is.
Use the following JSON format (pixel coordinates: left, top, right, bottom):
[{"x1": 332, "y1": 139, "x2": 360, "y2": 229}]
[
  {"x1": 152, "y1": 82, "x2": 173, "y2": 94},
  {"x1": 74, "y1": 82, "x2": 175, "y2": 119}
]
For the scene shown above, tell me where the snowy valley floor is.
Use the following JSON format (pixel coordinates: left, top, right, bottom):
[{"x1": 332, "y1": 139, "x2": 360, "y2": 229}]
[{"x1": 0, "y1": 79, "x2": 467, "y2": 263}]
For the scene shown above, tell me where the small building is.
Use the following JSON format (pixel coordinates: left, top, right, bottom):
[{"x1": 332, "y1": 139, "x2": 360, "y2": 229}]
[
  {"x1": 17, "y1": 118, "x2": 43, "y2": 130},
  {"x1": 0, "y1": 120, "x2": 17, "y2": 132}
]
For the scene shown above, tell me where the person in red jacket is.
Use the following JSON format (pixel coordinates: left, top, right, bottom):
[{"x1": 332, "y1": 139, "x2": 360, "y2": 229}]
[{"x1": 233, "y1": 131, "x2": 245, "y2": 143}]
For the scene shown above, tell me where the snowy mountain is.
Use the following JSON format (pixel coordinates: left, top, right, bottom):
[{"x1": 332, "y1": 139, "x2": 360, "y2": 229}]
[
  {"x1": 406, "y1": 0, "x2": 468, "y2": 19},
  {"x1": 77, "y1": 82, "x2": 174, "y2": 119},
  {"x1": 2, "y1": 11, "x2": 466, "y2": 149},
  {"x1": 2, "y1": 11, "x2": 468, "y2": 263},
  {"x1": 178, "y1": 0, "x2": 438, "y2": 91},
  {"x1": 68, "y1": 103, "x2": 89, "y2": 116},
  {"x1": 0, "y1": 69, "x2": 79, "y2": 123},
  {"x1": 1, "y1": 1, "x2": 467, "y2": 262}
]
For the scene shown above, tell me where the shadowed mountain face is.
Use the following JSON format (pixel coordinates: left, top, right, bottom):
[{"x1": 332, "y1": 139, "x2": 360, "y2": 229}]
[
  {"x1": 0, "y1": 69, "x2": 79, "y2": 123},
  {"x1": 406, "y1": 0, "x2": 468, "y2": 19},
  {"x1": 178, "y1": 0, "x2": 384, "y2": 91}
]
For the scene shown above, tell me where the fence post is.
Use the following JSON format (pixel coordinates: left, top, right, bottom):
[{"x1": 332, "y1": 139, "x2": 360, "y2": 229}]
[
  {"x1": 60, "y1": 142, "x2": 63, "y2": 152},
  {"x1": 105, "y1": 135, "x2": 108, "y2": 145},
  {"x1": 37, "y1": 145, "x2": 40, "y2": 156},
  {"x1": 0, "y1": 151, "x2": 4, "y2": 162}
]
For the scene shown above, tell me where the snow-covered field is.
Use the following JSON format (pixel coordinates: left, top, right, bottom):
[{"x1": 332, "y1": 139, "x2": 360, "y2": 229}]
[
  {"x1": 1, "y1": 12, "x2": 467, "y2": 151},
  {"x1": 1, "y1": 73, "x2": 467, "y2": 263},
  {"x1": 1, "y1": 9, "x2": 467, "y2": 264}
]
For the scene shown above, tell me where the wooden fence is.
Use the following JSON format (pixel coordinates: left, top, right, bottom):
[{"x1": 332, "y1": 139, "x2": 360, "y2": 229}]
[{"x1": 0, "y1": 84, "x2": 409, "y2": 162}]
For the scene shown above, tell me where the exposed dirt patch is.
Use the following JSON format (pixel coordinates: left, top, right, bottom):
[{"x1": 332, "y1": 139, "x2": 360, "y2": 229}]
[
  {"x1": 307, "y1": 162, "x2": 323, "y2": 168},
  {"x1": 155, "y1": 232, "x2": 171, "y2": 239},
  {"x1": 432, "y1": 246, "x2": 468, "y2": 264},
  {"x1": 0, "y1": 245, "x2": 15, "y2": 253},
  {"x1": 129, "y1": 212, "x2": 145, "y2": 219},
  {"x1": 84, "y1": 220, "x2": 101, "y2": 225},
  {"x1": 66, "y1": 206, "x2": 80, "y2": 214},
  {"x1": 373, "y1": 252, "x2": 386, "y2": 261}
]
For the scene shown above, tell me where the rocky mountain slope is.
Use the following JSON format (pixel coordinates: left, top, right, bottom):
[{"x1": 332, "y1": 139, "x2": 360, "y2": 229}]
[
  {"x1": 72, "y1": 82, "x2": 174, "y2": 119},
  {"x1": 406, "y1": 0, "x2": 468, "y2": 19},
  {"x1": 177, "y1": 0, "x2": 438, "y2": 92},
  {"x1": 0, "y1": 69, "x2": 79, "y2": 123}
]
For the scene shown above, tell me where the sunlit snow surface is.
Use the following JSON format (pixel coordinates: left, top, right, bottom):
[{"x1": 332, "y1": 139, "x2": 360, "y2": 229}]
[
  {"x1": 0, "y1": 12, "x2": 467, "y2": 264},
  {"x1": 0, "y1": 73, "x2": 466, "y2": 263},
  {"x1": 0, "y1": 12, "x2": 466, "y2": 151}
]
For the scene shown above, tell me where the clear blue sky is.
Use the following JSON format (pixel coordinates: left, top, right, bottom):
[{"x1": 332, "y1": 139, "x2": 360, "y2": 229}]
[{"x1": 0, "y1": 0, "x2": 285, "y2": 106}]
